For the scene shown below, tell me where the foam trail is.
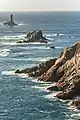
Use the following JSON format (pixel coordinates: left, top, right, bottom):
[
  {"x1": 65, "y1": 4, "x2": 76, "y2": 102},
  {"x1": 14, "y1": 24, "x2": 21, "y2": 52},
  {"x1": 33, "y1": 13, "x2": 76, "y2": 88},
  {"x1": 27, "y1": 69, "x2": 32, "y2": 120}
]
[
  {"x1": 44, "y1": 33, "x2": 64, "y2": 37},
  {"x1": 44, "y1": 33, "x2": 57, "y2": 37},
  {"x1": 37, "y1": 57, "x2": 54, "y2": 62},
  {"x1": 1, "y1": 42, "x2": 17, "y2": 46},
  {"x1": 44, "y1": 92, "x2": 60, "y2": 99},
  {"x1": 0, "y1": 34, "x2": 26, "y2": 40},
  {"x1": 59, "y1": 34, "x2": 64, "y2": 36},
  {"x1": 2, "y1": 70, "x2": 28, "y2": 78},
  {"x1": 2, "y1": 71, "x2": 15, "y2": 75},
  {"x1": 31, "y1": 85, "x2": 47, "y2": 91},
  {"x1": 12, "y1": 57, "x2": 54, "y2": 62},
  {"x1": 16, "y1": 46, "x2": 50, "y2": 50},
  {"x1": 55, "y1": 46, "x2": 64, "y2": 49},
  {"x1": 0, "y1": 49, "x2": 10, "y2": 57}
]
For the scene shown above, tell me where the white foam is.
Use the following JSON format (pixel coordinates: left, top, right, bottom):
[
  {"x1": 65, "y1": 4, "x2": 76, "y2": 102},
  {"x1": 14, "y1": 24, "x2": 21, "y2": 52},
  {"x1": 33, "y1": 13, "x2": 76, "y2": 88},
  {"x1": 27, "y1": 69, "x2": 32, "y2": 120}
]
[
  {"x1": 0, "y1": 49, "x2": 10, "y2": 57},
  {"x1": 17, "y1": 46, "x2": 50, "y2": 50},
  {"x1": 0, "y1": 34, "x2": 26, "y2": 40},
  {"x1": 44, "y1": 33, "x2": 64, "y2": 37},
  {"x1": 55, "y1": 46, "x2": 64, "y2": 49},
  {"x1": 44, "y1": 33, "x2": 57, "y2": 37},
  {"x1": 71, "y1": 113, "x2": 80, "y2": 117},
  {"x1": 34, "y1": 108, "x2": 55, "y2": 114},
  {"x1": 36, "y1": 57, "x2": 54, "y2": 62},
  {"x1": 43, "y1": 33, "x2": 64, "y2": 41},
  {"x1": 2, "y1": 70, "x2": 29, "y2": 78},
  {"x1": 18, "y1": 23, "x2": 24, "y2": 26},
  {"x1": 31, "y1": 46, "x2": 50, "y2": 50},
  {"x1": 31, "y1": 85, "x2": 47, "y2": 91},
  {"x1": 2, "y1": 71, "x2": 15, "y2": 75},
  {"x1": 22, "y1": 42, "x2": 51, "y2": 44},
  {"x1": 18, "y1": 23, "x2": 29, "y2": 26},
  {"x1": 12, "y1": 57, "x2": 54, "y2": 62},
  {"x1": 31, "y1": 82, "x2": 57, "y2": 92},
  {"x1": 17, "y1": 73, "x2": 28, "y2": 78},
  {"x1": 1, "y1": 42, "x2": 17, "y2": 46},
  {"x1": 59, "y1": 34, "x2": 64, "y2": 36},
  {"x1": 44, "y1": 92, "x2": 60, "y2": 99}
]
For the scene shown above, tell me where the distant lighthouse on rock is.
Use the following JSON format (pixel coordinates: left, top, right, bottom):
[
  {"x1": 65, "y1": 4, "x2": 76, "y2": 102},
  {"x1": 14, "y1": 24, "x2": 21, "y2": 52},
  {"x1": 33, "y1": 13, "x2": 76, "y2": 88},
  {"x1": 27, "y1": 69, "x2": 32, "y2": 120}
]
[
  {"x1": 10, "y1": 14, "x2": 13, "y2": 22},
  {"x1": 4, "y1": 14, "x2": 18, "y2": 26}
]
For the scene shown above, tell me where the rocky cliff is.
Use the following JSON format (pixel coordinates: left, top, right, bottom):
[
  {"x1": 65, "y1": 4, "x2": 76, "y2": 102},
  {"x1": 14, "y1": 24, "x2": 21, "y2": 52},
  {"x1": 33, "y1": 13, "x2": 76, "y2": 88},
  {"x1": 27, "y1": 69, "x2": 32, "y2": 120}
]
[
  {"x1": 15, "y1": 42, "x2": 80, "y2": 109},
  {"x1": 15, "y1": 58, "x2": 57, "y2": 77}
]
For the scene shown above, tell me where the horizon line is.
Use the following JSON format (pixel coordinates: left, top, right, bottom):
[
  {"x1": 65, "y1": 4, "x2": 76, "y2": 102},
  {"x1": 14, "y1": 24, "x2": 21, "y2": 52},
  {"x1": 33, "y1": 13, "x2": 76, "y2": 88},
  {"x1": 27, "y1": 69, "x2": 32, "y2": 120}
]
[{"x1": 0, "y1": 10, "x2": 80, "y2": 12}]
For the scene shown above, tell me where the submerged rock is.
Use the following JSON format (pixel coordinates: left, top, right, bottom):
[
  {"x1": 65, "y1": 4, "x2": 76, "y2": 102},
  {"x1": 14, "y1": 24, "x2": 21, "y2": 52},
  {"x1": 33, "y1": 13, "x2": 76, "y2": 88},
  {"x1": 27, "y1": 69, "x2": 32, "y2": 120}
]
[
  {"x1": 18, "y1": 30, "x2": 48, "y2": 43},
  {"x1": 50, "y1": 46, "x2": 55, "y2": 49}
]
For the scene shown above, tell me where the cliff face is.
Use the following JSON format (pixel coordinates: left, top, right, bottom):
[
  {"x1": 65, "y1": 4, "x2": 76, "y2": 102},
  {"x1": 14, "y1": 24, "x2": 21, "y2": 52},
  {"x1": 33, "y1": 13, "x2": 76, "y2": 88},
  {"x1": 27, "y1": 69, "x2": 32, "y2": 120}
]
[
  {"x1": 15, "y1": 42, "x2": 80, "y2": 109},
  {"x1": 38, "y1": 43, "x2": 78, "y2": 82},
  {"x1": 55, "y1": 43, "x2": 80, "y2": 101},
  {"x1": 38, "y1": 42, "x2": 80, "y2": 101}
]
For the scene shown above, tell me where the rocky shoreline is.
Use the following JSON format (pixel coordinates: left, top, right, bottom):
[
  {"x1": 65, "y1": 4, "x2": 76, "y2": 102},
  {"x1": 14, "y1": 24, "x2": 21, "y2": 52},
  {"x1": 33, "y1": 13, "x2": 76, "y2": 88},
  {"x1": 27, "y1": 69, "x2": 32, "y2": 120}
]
[{"x1": 15, "y1": 42, "x2": 80, "y2": 110}]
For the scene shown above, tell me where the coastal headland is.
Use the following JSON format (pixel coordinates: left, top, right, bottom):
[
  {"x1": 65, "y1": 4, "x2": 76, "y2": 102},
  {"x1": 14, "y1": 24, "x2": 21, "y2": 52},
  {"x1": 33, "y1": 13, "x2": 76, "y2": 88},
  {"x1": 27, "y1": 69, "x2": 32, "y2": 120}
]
[{"x1": 15, "y1": 42, "x2": 80, "y2": 109}]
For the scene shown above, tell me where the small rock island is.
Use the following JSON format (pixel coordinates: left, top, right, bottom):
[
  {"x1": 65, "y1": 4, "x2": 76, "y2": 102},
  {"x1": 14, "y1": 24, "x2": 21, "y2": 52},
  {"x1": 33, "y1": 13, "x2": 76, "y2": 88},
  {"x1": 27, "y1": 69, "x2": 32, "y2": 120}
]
[
  {"x1": 18, "y1": 30, "x2": 48, "y2": 43},
  {"x1": 4, "y1": 14, "x2": 18, "y2": 26},
  {"x1": 15, "y1": 42, "x2": 80, "y2": 109}
]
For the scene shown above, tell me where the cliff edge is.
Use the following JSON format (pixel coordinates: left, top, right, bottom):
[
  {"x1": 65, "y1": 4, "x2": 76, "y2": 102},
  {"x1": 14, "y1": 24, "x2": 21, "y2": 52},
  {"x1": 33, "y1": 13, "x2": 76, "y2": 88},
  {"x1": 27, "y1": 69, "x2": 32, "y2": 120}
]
[{"x1": 15, "y1": 42, "x2": 80, "y2": 109}]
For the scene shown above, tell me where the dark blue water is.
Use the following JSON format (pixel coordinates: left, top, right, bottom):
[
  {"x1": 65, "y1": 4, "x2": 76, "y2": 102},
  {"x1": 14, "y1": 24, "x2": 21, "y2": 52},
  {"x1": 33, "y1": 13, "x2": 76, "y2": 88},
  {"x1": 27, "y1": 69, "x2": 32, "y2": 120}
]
[{"x1": 0, "y1": 12, "x2": 80, "y2": 120}]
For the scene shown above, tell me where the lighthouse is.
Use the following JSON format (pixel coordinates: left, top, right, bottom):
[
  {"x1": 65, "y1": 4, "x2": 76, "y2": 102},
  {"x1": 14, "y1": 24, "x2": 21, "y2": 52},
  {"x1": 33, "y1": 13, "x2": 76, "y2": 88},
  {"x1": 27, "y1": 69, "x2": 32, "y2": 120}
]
[
  {"x1": 10, "y1": 14, "x2": 13, "y2": 22},
  {"x1": 4, "y1": 14, "x2": 18, "y2": 26}
]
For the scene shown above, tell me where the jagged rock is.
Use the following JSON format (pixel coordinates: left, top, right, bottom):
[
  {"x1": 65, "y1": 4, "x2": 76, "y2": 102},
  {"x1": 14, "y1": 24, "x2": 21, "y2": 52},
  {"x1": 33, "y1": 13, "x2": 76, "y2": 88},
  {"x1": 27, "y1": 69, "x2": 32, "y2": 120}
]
[
  {"x1": 56, "y1": 74, "x2": 80, "y2": 99},
  {"x1": 38, "y1": 43, "x2": 78, "y2": 82},
  {"x1": 18, "y1": 30, "x2": 48, "y2": 43},
  {"x1": 57, "y1": 34, "x2": 59, "y2": 36},
  {"x1": 47, "y1": 85, "x2": 58, "y2": 91},
  {"x1": 50, "y1": 46, "x2": 55, "y2": 49},
  {"x1": 15, "y1": 58, "x2": 57, "y2": 77},
  {"x1": 37, "y1": 42, "x2": 80, "y2": 101},
  {"x1": 71, "y1": 99, "x2": 80, "y2": 109},
  {"x1": 15, "y1": 42, "x2": 80, "y2": 108}
]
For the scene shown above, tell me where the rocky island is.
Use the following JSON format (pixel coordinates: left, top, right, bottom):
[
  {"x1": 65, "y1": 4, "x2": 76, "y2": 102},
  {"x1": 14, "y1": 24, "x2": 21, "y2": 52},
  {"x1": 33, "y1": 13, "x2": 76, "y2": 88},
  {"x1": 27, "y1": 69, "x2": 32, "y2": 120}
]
[
  {"x1": 18, "y1": 30, "x2": 48, "y2": 43},
  {"x1": 15, "y1": 42, "x2": 80, "y2": 109},
  {"x1": 4, "y1": 14, "x2": 18, "y2": 26}
]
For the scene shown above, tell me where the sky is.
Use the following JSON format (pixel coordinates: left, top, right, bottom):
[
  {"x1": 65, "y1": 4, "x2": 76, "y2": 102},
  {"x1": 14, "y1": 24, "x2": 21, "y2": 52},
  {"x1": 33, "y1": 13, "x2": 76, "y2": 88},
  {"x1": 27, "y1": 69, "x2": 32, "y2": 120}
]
[{"x1": 0, "y1": 0, "x2": 80, "y2": 11}]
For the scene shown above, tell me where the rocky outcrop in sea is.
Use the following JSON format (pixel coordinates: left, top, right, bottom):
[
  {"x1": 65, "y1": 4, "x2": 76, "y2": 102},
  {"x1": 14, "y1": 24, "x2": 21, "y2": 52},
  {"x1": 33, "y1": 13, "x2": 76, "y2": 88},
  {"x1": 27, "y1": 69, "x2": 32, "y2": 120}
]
[
  {"x1": 18, "y1": 30, "x2": 48, "y2": 43},
  {"x1": 4, "y1": 14, "x2": 18, "y2": 26},
  {"x1": 15, "y1": 42, "x2": 80, "y2": 109}
]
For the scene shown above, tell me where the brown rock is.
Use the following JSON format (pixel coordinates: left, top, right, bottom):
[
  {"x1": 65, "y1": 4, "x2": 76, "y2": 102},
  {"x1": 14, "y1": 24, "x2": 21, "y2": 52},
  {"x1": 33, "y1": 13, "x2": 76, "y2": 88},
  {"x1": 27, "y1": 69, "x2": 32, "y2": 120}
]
[
  {"x1": 71, "y1": 99, "x2": 80, "y2": 110},
  {"x1": 15, "y1": 58, "x2": 57, "y2": 77},
  {"x1": 16, "y1": 42, "x2": 80, "y2": 104},
  {"x1": 38, "y1": 42, "x2": 79, "y2": 82}
]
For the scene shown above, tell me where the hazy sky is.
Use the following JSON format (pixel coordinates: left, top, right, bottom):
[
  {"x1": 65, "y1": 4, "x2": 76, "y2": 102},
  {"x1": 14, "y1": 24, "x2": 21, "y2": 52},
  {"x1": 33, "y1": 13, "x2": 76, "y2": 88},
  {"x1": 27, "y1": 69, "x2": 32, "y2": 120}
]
[{"x1": 0, "y1": 0, "x2": 80, "y2": 11}]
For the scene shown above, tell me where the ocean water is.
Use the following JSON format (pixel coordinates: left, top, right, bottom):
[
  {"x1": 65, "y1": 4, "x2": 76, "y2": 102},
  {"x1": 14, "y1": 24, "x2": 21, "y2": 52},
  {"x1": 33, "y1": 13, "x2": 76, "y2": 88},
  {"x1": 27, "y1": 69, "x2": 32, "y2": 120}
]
[{"x1": 0, "y1": 12, "x2": 80, "y2": 120}]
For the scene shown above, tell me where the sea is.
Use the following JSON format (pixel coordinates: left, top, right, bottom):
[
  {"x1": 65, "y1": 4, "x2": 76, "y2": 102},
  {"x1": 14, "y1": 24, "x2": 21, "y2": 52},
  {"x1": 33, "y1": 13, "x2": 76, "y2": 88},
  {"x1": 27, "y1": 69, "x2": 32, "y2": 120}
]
[{"x1": 0, "y1": 11, "x2": 80, "y2": 120}]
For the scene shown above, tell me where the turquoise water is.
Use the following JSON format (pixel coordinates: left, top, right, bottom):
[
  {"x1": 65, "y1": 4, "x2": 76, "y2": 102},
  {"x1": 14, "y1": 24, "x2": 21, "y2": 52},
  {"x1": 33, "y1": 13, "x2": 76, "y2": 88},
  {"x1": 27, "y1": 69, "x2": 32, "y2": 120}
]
[{"x1": 0, "y1": 12, "x2": 80, "y2": 120}]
